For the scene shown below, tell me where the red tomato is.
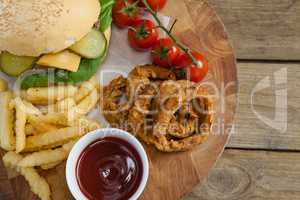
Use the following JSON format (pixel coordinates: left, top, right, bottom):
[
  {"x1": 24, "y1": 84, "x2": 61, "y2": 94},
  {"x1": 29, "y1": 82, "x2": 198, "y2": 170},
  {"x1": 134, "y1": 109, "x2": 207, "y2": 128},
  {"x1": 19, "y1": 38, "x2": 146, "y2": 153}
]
[
  {"x1": 186, "y1": 66, "x2": 208, "y2": 83},
  {"x1": 174, "y1": 51, "x2": 209, "y2": 82},
  {"x1": 138, "y1": 0, "x2": 167, "y2": 11},
  {"x1": 128, "y1": 19, "x2": 158, "y2": 50},
  {"x1": 113, "y1": 0, "x2": 140, "y2": 28},
  {"x1": 151, "y1": 38, "x2": 180, "y2": 67}
]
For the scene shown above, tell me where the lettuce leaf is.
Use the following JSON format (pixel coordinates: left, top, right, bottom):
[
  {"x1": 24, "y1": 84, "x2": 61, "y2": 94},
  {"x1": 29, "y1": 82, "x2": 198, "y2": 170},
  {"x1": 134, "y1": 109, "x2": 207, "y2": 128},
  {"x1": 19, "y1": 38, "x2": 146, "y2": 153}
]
[{"x1": 100, "y1": 0, "x2": 115, "y2": 32}]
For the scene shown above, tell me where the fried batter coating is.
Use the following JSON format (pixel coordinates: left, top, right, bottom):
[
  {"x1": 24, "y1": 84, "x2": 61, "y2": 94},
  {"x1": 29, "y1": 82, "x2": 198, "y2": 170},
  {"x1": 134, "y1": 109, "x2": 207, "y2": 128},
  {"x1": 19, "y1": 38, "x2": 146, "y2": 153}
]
[
  {"x1": 102, "y1": 76, "x2": 129, "y2": 128},
  {"x1": 102, "y1": 65, "x2": 213, "y2": 152},
  {"x1": 127, "y1": 65, "x2": 175, "y2": 133},
  {"x1": 129, "y1": 64, "x2": 176, "y2": 80}
]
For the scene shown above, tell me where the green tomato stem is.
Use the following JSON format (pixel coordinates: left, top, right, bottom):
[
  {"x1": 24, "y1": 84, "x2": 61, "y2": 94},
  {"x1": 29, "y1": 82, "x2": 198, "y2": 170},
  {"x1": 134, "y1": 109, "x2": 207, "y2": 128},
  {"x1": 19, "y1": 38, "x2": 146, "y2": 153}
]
[
  {"x1": 169, "y1": 19, "x2": 177, "y2": 34},
  {"x1": 141, "y1": 0, "x2": 199, "y2": 66}
]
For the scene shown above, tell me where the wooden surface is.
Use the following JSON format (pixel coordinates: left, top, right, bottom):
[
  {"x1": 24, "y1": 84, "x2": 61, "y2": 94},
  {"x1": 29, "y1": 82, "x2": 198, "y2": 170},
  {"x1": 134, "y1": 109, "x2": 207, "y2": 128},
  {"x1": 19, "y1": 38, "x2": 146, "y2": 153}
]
[
  {"x1": 181, "y1": 0, "x2": 300, "y2": 199},
  {"x1": 180, "y1": 62, "x2": 300, "y2": 199},
  {"x1": 183, "y1": 149, "x2": 300, "y2": 200},
  {"x1": 0, "y1": 0, "x2": 238, "y2": 200},
  {"x1": 0, "y1": 156, "x2": 14, "y2": 200},
  {"x1": 208, "y1": 0, "x2": 300, "y2": 60},
  {"x1": 1, "y1": 0, "x2": 299, "y2": 199},
  {"x1": 229, "y1": 62, "x2": 300, "y2": 150}
]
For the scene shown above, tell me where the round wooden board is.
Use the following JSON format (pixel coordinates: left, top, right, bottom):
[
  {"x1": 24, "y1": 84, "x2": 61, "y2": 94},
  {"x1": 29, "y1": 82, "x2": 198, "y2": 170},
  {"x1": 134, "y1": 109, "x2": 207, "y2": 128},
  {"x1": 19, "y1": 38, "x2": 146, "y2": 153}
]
[
  {"x1": 2, "y1": 0, "x2": 237, "y2": 199},
  {"x1": 141, "y1": 1, "x2": 237, "y2": 199}
]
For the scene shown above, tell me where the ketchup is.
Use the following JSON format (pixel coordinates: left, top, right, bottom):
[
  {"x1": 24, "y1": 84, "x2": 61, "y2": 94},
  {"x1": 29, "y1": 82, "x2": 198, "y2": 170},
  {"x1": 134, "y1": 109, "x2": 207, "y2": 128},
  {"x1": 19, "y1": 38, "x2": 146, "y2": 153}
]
[{"x1": 76, "y1": 137, "x2": 143, "y2": 200}]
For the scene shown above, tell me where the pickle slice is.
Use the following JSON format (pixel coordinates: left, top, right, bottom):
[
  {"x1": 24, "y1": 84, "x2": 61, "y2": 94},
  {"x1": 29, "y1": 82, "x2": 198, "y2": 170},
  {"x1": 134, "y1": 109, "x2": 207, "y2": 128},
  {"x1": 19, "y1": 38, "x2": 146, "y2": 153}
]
[
  {"x1": 0, "y1": 52, "x2": 36, "y2": 77},
  {"x1": 69, "y1": 29, "x2": 106, "y2": 59}
]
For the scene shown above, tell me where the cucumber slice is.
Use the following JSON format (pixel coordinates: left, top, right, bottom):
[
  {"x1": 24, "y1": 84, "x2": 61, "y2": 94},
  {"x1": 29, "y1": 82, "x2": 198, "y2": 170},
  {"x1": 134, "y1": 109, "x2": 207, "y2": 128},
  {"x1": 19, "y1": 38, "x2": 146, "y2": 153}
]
[
  {"x1": 0, "y1": 52, "x2": 36, "y2": 77},
  {"x1": 69, "y1": 29, "x2": 106, "y2": 59}
]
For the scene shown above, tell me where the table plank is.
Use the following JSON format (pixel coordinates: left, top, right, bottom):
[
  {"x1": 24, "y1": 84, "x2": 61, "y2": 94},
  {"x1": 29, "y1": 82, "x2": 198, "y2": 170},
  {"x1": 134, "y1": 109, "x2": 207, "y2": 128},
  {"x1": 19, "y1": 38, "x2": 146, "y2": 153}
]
[
  {"x1": 208, "y1": 0, "x2": 300, "y2": 60},
  {"x1": 0, "y1": 152, "x2": 14, "y2": 200},
  {"x1": 182, "y1": 149, "x2": 300, "y2": 200},
  {"x1": 228, "y1": 62, "x2": 300, "y2": 150}
]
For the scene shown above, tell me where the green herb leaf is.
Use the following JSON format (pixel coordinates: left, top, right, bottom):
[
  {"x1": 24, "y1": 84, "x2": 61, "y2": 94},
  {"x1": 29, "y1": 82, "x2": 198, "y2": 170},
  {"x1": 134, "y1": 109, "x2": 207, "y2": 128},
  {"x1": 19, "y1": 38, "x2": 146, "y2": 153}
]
[{"x1": 100, "y1": 0, "x2": 115, "y2": 32}]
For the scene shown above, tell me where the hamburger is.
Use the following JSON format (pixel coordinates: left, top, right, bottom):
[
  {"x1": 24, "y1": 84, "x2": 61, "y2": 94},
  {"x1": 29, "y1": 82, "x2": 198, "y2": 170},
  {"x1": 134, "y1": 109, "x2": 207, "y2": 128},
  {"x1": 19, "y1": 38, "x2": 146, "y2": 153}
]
[{"x1": 0, "y1": 0, "x2": 114, "y2": 89}]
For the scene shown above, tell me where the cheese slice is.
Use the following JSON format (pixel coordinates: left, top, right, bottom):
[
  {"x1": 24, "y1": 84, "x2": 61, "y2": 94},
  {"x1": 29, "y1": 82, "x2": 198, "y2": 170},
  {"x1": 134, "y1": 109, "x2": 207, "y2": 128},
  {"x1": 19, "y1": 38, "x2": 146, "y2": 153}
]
[{"x1": 37, "y1": 50, "x2": 81, "y2": 72}]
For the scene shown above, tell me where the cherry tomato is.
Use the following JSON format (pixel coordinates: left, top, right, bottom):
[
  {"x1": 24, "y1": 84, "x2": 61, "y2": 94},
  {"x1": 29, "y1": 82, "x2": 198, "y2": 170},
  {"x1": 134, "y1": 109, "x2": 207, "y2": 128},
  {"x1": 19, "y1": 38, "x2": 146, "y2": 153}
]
[
  {"x1": 137, "y1": 0, "x2": 167, "y2": 11},
  {"x1": 113, "y1": 0, "x2": 141, "y2": 28},
  {"x1": 151, "y1": 38, "x2": 180, "y2": 67},
  {"x1": 186, "y1": 66, "x2": 208, "y2": 83},
  {"x1": 174, "y1": 51, "x2": 209, "y2": 82},
  {"x1": 128, "y1": 19, "x2": 158, "y2": 50}
]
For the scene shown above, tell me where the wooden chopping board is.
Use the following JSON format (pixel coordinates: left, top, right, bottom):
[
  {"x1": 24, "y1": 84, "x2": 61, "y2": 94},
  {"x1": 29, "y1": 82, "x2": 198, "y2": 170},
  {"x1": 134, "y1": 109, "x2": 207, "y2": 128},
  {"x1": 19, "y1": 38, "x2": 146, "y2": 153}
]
[{"x1": 0, "y1": 0, "x2": 238, "y2": 199}]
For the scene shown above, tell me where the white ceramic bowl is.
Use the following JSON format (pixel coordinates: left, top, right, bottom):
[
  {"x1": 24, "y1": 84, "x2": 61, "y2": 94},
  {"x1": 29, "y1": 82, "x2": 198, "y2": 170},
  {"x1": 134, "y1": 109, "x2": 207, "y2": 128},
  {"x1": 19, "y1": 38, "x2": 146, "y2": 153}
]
[{"x1": 66, "y1": 128, "x2": 149, "y2": 200}]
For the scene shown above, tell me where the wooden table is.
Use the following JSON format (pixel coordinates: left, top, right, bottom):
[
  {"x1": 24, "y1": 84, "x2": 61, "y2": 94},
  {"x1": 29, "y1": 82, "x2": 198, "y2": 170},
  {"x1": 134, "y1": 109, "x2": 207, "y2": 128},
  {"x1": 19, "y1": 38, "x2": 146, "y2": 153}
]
[
  {"x1": 0, "y1": 1, "x2": 299, "y2": 200},
  {"x1": 181, "y1": 0, "x2": 300, "y2": 199}
]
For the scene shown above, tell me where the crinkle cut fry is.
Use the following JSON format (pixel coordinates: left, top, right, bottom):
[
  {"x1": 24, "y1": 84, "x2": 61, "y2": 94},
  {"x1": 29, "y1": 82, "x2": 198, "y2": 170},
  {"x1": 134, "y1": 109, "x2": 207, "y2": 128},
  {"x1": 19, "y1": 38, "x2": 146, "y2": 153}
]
[{"x1": 2, "y1": 152, "x2": 51, "y2": 200}]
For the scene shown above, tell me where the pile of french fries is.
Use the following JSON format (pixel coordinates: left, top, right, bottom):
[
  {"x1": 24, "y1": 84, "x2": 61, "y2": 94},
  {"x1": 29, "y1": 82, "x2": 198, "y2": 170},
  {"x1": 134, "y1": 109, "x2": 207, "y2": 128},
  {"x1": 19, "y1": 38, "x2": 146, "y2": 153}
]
[{"x1": 0, "y1": 76, "x2": 101, "y2": 200}]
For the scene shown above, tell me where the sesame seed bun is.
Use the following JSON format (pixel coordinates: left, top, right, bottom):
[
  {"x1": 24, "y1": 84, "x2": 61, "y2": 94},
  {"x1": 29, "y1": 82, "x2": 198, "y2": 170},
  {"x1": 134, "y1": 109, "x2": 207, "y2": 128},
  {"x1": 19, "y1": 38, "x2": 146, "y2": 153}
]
[{"x1": 0, "y1": 0, "x2": 101, "y2": 57}]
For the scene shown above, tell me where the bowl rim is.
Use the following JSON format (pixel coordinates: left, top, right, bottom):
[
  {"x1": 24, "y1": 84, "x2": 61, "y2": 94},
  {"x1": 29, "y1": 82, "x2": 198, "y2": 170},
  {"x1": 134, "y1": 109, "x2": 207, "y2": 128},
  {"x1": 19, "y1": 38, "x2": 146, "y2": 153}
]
[{"x1": 66, "y1": 128, "x2": 149, "y2": 200}]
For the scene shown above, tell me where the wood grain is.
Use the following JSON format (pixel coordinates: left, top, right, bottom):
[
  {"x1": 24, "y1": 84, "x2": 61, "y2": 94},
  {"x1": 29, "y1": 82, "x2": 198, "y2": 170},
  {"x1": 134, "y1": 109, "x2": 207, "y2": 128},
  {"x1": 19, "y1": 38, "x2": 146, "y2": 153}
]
[
  {"x1": 0, "y1": 0, "x2": 238, "y2": 200},
  {"x1": 229, "y1": 62, "x2": 300, "y2": 150},
  {"x1": 182, "y1": 149, "x2": 300, "y2": 200},
  {"x1": 5, "y1": 60, "x2": 299, "y2": 197},
  {"x1": 0, "y1": 153, "x2": 14, "y2": 200},
  {"x1": 208, "y1": 0, "x2": 300, "y2": 60}
]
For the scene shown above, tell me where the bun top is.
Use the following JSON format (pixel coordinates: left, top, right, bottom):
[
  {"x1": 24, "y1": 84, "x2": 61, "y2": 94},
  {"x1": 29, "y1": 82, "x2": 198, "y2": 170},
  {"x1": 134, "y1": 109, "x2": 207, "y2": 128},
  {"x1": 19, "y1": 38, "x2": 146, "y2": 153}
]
[{"x1": 0, "y1": 0, "x2": 100, "y2": 56}]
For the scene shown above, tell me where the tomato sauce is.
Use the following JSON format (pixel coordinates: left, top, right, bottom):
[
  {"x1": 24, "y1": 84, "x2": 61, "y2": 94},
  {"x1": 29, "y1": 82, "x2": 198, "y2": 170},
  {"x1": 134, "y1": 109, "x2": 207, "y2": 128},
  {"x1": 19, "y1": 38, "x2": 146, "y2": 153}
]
[{"x1": 76, "y1": 137, "x2": 143, "y2": 200}]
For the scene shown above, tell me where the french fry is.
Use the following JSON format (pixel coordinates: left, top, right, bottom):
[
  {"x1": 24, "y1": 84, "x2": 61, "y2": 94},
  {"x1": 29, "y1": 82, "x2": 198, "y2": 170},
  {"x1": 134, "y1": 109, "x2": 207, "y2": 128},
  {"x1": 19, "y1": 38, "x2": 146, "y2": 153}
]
[
  {"x1": 76, "y1": 88, "x2": 99, "y2": 115},
  {"x1": 23, "y1": 85, "x2": 78, "y2": 105},
  {"x1": 59, "y1": 88, "x2": 99, "y2": 123},
  {"x1": 18, "y1": 148, "x2": 66, "y2": 167},
  {"x1": 21, "y1": 167, "x2": 51, "y2": 200},
  {"x1": 28, "y1": 112, "x2": 69, "y2": 126},
  {"x1": 0, "y1": 77, "x2": 8, "y2": 92},
  {"x1": 25, "y1": 124, "x2": 37, "y2": 136},
  {"x1": 56, "y1": 97, "x2": 76, "y2": 112},
  {"x1": 62, "y1": 140, "x2": 77, "y2": 152},
  {"x1": 40, "y1": 97, "x2": 76, "y2": 114},
  {"x1": 39, "y1": 106, "x2": 50, "y2": 114},
  {"x1": 0, "y1": 91, "x2": 15, "y2": 151},
  {"x1": 73, "y1": 117, "x2": 102, "y2": 132},
  {"x1": 24, "y1": 126, "x2": 87, "y2": 152},
  {"x1": 3, "y1": 152, "x2": 51, "y2": 200},
  {"x1": 22, "y1": 100, "x2": 42, "y2": 115},
  {"x1": 14, "y1": 97, "x2": 27, "y2": 153},
  {"x1": 40, "y1": 161, "x2": 62, "y2": 170},
  {"x1": 24, "y1": 127, "x2": 79, "y2": 151},
  {"x1": 27, "y1": 115, "x2": 59, "y2": 133},
  {"x1": 75, "y1": 76, "x2": 97, "y2": 103},
  {"x1": 29, "y1": 89, "x2": 99, "y2": 128},
  {"x1": 24, "y1": 117, "x2": 99, "y2": 152},
  {"x1": 25, "y1": 123, "x2": 60, "y2": 136},
  {"x1": 2, "y1": 151, "x2": 23, "y2": 168},
  {"x1": 18, "y1": 140, "x2": 76, "y2": 167},
  {"x1": 10, "y1": 98, "x2": 41, "y2": 115},
  {"x1": 68, "y1": 88, "x2": 99, "y2": 122},
  {"x1": 67, "y1": 116, "x2": 100, "y2": 129}
]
